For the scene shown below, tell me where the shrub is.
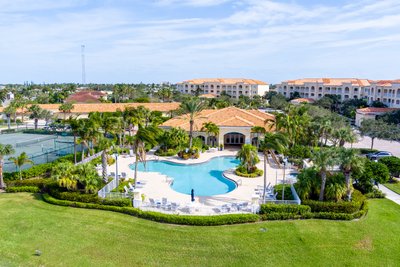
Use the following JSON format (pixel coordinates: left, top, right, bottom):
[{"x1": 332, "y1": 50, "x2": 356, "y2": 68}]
[
  {"x1": 357, "y1": 148, "x2": 378, "y2": 155},
  {"x1": 48, "y1": 190, "x2": 131, "y2": 207},
  {"x1": 287, "y1": 145, "x2": 312, "y2": 161},
  {"x1": 155, "y1": 148, "x2": 177, "y2": 157},
  {"x1": 302, "y1": 198, "x2": 363, "y2": 214},
  {"x1": 354, "y1": 160, "x2": 390, "y2": 193},
  {"x1": 4, "y1": 163, "x2": 54, "y2": 181},
  {"x1": 274, "y1": 184, "x2": 294, "y2": 200},
  {"x1": 42, "y1": 194, "x2": 260, "y2": 226},
  {"x1": 379, "y1": 156, "x2": 400, "y2": 177},
  {"x1": 235, "y1": 166, "x2": 263, "y2": 178},
  {"x1": 6, "y1": 186, "x2": 40, "y2": 193},
  {"x1": 259, "y1": 204, "x2": 310, "y2": 215},
  {"x1": 365, "y1": 188, "x2": 386, "y2": 199},
  {"x1": 7, "y1": 178, "x2": 50, "y2": 188}
]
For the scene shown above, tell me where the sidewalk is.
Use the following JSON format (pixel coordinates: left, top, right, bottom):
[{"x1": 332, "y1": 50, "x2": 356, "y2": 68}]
[{"x1": 379, "y1": 185, "x2": 400, "y2": 205}]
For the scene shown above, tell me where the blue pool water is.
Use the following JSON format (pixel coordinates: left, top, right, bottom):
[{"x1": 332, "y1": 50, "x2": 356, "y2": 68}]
[{"x1": 135, "y1": 156, "x2": 240, "y2": 196}]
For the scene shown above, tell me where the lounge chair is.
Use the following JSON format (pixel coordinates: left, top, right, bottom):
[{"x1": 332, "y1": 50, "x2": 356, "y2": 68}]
[
  {"x1": 110, "y1": 172, "x2": 116, "y2": 177},
  {"x1": 121, "y1": 172, "x2": 127, "y2": 179},
  {"x1": 128, "y1": 182, "x2": 135, "y2": 191},
  {"x1": 149, "y1": 198, "x2": 156, "y2": 208},
  {"x1": 171, "y1": 202, "x2": 179, "y2": 211}
]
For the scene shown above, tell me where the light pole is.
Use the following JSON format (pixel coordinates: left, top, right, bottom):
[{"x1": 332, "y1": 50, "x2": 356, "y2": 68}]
[
  {"x1": 114, "y1": 152, "x2": 119, "y2": 188},
  {"x1": 282, "y1": 157, "x2": 287, "y2": 201}
]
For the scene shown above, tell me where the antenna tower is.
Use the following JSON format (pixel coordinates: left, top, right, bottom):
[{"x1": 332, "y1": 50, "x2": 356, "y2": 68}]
[{"x1": 81, "y1": 45, "x2": 86, "y2": 85}]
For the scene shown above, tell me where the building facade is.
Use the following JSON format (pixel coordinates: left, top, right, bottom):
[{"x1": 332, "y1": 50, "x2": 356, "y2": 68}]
[
  {"x1": 355, "y1": 107, "x2": 399, "y2": 127},
  {"x1": 274, "y1": 78, "x2": 400, "y2": 108},
  {"x1": 161, "y1": 106, "x2": 275, "y2": 147},
  {"x1": 176, "y1": 78, "x2": 269, "y2": 99}
]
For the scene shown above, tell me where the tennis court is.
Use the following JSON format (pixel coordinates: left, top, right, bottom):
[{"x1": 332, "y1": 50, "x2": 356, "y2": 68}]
[{"x1": 0, "y1": 133, "x2": 75, "y2": 172}]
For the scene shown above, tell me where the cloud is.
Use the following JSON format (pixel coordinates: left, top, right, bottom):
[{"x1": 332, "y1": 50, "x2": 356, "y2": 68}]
[{"x1": 154, "y1": 0, "x2": 232, "y2": 7}]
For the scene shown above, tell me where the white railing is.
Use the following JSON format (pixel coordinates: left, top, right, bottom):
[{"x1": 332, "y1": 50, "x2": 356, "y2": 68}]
[
  {"x1": 263, "y1": 184, "x2": 301, "y2": 205},
  {"x1": 98, "y1": 176, "x2": 119, "y2": 198},
  {"x1": 76, "y1": 151, "x2": 103, "y2": 166}
]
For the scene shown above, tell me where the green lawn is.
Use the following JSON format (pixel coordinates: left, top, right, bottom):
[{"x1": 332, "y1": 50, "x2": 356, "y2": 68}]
[
  {"x1": 1, "y1": 193, "x2": 400, "y2": 267},
  {"x1": 384, "y1": 182, "x2": 400, "y2": 195}
]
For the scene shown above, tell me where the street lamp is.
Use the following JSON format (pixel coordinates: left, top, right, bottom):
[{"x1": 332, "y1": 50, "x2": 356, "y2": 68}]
[
  {"x1": 114, "y1": 152, "x2": 119, "y2": 188},
  {"x1": 282, "y1": 157, "x2": 288, "y2": 201}
]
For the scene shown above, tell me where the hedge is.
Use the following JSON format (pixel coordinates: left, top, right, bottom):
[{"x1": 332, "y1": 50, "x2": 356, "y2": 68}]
[
  {"x1": 235, "y1": 168, "x2": 263, "y2": 178},
  {"x1": 48, "y1": 190, "x2": 131, "y2": 207},
  {"x1": 259, "y1": 204, "x2": 310, "y2": 215},
  {"x1": 42, "y1": 194, "x2": 260, "y2": 226},
  {"x1": 302, "y1": 200, "x2": 362, "y2": 214},
  {"x1": 7, "y1": 178, "x2": 50, "y2": 188},
  {"x1": 5, "y1": 186, "x2": 40, "y2": 193}
]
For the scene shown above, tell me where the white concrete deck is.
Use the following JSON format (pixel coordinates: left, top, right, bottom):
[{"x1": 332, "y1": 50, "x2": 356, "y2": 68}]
[{"x1": 107, "y1": 148, "x2": 296, "y2": 215}]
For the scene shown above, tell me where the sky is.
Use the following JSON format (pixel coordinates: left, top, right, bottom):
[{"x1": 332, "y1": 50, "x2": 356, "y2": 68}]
[{"x1": 0, "y1": 0, "x2": 399, "y2": 84}]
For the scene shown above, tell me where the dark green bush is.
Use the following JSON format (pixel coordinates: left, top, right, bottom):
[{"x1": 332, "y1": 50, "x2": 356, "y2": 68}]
[
  {"x1": 4, "y1": 163, "x2": 54, "y2": 181},
  {"x1": 357, "y1": 148, "x2": 378, "y2": 155},
  {"x1": 302, "y1": 197, "x2": 364, "y2": 214},
  {"x1": 6, "y1": 186, "x2": 40, "y2": 193},
  {"x1": 287, "y1": 145, "x2": 312, "y2": 160},
  {"x1": 274, "y1": 184, "x2": 294, "y2": 200},
  {"x1": 379, "y1": 156, "x2": 400, "y2": 177},
  {"x1": 155, "y1": 148, "x2": 177, "y2": 157},
  {"x1": 42, "y1": 194, "x2": 260, "y2": 226},
  {"x1": 259, "y1": 204, "x2": 310, "y2": 215},
  {"x1": 7, "y1": 178, "x2": 50, "y2": 188},
  {"x1": 48, "y1": 190, "x2": 131, "y2": 207},
  {"x1": 235, "y1": 166, "x2": 263, "y2": 178},
  {"x1": 365, "y1": 188, "x2": 386, "y2": 199}
]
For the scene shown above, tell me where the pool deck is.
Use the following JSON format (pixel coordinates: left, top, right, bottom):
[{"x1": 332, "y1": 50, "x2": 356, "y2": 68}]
[{"x1": 108, "y1": 148, "x2": 296, "y2": 215}]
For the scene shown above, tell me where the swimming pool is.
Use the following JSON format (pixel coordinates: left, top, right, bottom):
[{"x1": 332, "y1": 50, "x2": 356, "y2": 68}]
[{"x1": 135, "y1": 156, "x2": 240, "y2": 196}]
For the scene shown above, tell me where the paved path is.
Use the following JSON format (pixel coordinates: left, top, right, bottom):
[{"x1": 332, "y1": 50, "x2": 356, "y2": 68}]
[
  {"x1": 379, "y1": 185, "x2": 400, "y2": 205},
  {"x1": 345, "y1": 134, "x2": 400, "y2": 157}
]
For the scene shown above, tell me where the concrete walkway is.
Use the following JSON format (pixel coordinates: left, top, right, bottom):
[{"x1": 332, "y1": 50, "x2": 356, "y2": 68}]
[{"x1": 379, "y1": 185, "x2": 400, "y2": 205}]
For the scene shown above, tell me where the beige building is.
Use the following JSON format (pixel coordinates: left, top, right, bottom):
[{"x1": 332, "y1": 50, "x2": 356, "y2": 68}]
[
  {"x1": 176, "y1": 78, "x2": 269, "y2": 99},
  {"x1": 275, "y1": 78, "x2": 372, "y2": 101},
  {"x1": 355, "y1": 107, "x2": 399, "y2": 127},
  {"x1": 364, "y1": 80, "x2": 400, "y2": 108},
  {"x1": 275, "y1": 78, "x2": 400, "y2": 108},
  {"x1": 160, "y1": 106, "x2": 274, "y2": 147}
]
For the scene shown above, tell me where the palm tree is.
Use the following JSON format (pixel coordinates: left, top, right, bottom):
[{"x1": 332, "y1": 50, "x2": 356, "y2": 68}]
[
  {"x1": 338, "y1": 148, "x2": 364, "y2": 201},
  {"x1": 259, "y1": 132, "x2": 288, "y2": 201},
  {"x1": 201, "y1": 122, "x2": 219, "y2": 146},
  {"x1": 68, "y1": 117, "x2": 81, "y2": 163},
  {"x1": 59, "y1": 103, "x2": 74, "y2": 120},
  {"x1": 251, "y1": 126, "x2": 266, "y2": 147},
  {"x1": 97, "y1": 137, "x2": 114, "y2": 183},
  {"x1": 127, "y1": 125, "x2": 160, "y2": 186},
  {"x1": 8, "y1": 152, "x2": 33, "y2": 180},
  {"x1": 0, "y1": 144, "x2": 15, "y2": 189},
  {"x1": 3, "y1": 105, "x2": 15, "y2": 129},
  {"x1": 312, "y1": 148, "x2": 338, "y2": 201},
  {"x1": 51, "y1": 162, "x2": 78, "y2": 191},
  {"x1": 180, "y1": 98, "x2": 205, "y2": 148},
  {"x1": 332, "y1": 127, "x2": 357, "y2": 147},
  {"x1": 75, "y1": 164, "x2": 101, "y2": 194},
  {"x1": 28, "y1": 104, "x2": 45, "y2": 130},
  {"x1": 236, "y1": 144, "x2": 260, "y2": 173}
]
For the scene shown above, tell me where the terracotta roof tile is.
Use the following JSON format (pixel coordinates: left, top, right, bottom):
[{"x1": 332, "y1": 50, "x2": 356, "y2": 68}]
[
  {"x1": 161, "y1": 106, "x2": 275, "y2": 131},
  {"x1": 285, "y1": 78, "x2": 371, "y2": 87},
  {"x1": 178, "y1": 78, "x2": 268, "y2": 85},
  {"x1": 0, "y1": 103, "x2": 180, "y2": 114},
  {"x1": 356, "y1": 107, "x2": 399, "y2": 114}
]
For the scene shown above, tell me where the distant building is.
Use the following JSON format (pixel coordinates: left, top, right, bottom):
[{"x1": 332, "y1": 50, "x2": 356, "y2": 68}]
[
  {"x1": 364, "y1": 80, "x2": 400, "y2": 108},
  {"x1": 65, "y1": 90, "x2": 107, "y2": 103},
  {"x1": 274, "y1": 78, "x2": 400, "y2": 108},
  {"x1": 177, "y1": 78, "x2": 269, "y2": 99},
  {"x1": 355, "y1": 107, "x2": 399, "y2": 127},
  {"x1": 274, "y1": 78, "x2": 371, "y2": 102}
]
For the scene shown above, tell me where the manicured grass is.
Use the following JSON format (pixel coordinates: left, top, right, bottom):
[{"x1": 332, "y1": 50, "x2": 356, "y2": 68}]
[
  {"x1": 1, "y1": 193, "x2": 400, "y2": 266},
  {"x1": 384, "y1": 182, "x2": 400, "y2": 195}
]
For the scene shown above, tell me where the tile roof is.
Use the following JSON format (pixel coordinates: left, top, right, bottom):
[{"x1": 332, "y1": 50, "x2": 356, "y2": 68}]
[
  {"x1": 284, "y1": 78, "x2": 371, "y2": 87},
  {"x1": 0, "y1": 103, "x2": 180, "y2": 114},
  {"x1": 161, "y1": 106, "x2": 275, "y2": 131},
  {"x1": 66, "y1": 90, "x2": 107, "y2": 103},
  {"x1": 290, "y1": 98, "x2": 315, "y2": 104},
  {"x1": 375, "y1": 80, "x2": 400, "y2": 87},
  {"x1": 356, "y1": 107, "x2": 399, "y2": 114},
  {"x1": 199, "y1": 93, "x2": 218, "y2": 99},
  {"x1": 178, "y1": 78, "x2": 268, "y2": 85}
]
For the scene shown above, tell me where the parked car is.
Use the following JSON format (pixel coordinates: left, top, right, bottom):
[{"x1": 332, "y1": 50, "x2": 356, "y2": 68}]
[{"x1": 366, "y1": 151, "x2": 393, "y2": 160}]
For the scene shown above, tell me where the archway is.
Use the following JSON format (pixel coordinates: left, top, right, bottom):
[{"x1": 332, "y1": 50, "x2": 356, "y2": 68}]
[{"x1": 224, "y1": 132, "x2": 245, "y2": 146}]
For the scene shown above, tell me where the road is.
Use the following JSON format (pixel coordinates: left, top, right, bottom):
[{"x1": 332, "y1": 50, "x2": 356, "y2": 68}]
[{"x1": 345, "y1": 135, "x2": 400, "y2": 157}]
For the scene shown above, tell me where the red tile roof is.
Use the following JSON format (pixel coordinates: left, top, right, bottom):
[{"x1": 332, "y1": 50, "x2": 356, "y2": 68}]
[
  {"x1": 178, "y1": 78, "x2": 268, "y2": 85},
  {"x1": 161, "y1": 106, "x2": 275, "y2": 131},
  {"x1": 356, "y1": 107, "x2": 399, "y2": 114},
  {"x1": 66, "y1": 90, "x2": 107, "y2": 103}
]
